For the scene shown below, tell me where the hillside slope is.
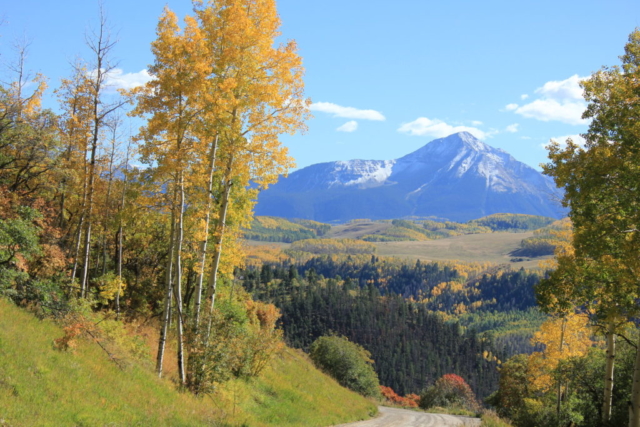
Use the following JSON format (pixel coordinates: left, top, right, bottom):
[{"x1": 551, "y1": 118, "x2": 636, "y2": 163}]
[{"x1": 0, "y1": 299, "x2": 376, "y2": 426}]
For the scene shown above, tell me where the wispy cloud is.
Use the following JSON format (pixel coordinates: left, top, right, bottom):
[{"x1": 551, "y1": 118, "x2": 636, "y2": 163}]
[
  {"x1": 506, "y1": 75, "x2": 588, "y2": 125},
  {"x1": 310, "y1": 102, "x2": 385, "y2": 121},
  {"x1": 337, "y1": 120, "x2": 358, "y2": 132},
  {"x1": 505, "y1": 123, "x2": 519, "y2": 133},
  {"x1": 398, "y1": 117, "x2": 488, "y2": 140}
]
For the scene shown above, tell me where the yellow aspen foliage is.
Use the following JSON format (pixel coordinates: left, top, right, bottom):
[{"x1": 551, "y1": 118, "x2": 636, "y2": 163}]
[
  {"x1": 96, "y1": 273, "x2": 127, "y2": 303},
  {"x1": 528, "y1": 313, "x2": 592, "y2": 392}
]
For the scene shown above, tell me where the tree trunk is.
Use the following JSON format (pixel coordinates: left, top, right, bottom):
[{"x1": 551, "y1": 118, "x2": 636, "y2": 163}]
[
  {"x1": 174, "y1": 171, "x2": 187, "y2": 386},
  {"x1": 115, "y1": 142, "x2": 130, "y2": 320},
  {"x1": 207, "y1": 179, "x2": 232, "y2": 322},
  {"x1": 101, "y1": 134, "x2": 117, "y2": 276},
  {"x1": 70, "y1": 151, "x2": 90, "y2": 290},
  {"x1": 156, "y1": 197, "x2": 176, "y2": 377},
  {"x1": 194, "y1": 135, "x2": 218, "y2": 331},
  {"x1": 603, "y1": 320, "x2": 616, "y2": 423}
]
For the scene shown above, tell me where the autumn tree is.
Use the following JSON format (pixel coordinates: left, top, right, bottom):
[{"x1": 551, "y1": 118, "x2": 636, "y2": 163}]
[
  {"x1": 133, "y1": 0, "x2": 308, "y2": 391},
  {"x1": 543, "y1": 29, "x2": 640, "y2": 427}
]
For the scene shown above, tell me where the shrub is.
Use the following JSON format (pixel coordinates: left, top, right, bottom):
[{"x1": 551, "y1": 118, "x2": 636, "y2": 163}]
[
  {"x1": 309, "y1": 335, "x2": 381, "y2": 398},
  {"x1": 380, "y1": 385, "x2": 419, "y2": 407},
  {"x1": 419, "y1": 373, "x2": 478, "y2": 412}
]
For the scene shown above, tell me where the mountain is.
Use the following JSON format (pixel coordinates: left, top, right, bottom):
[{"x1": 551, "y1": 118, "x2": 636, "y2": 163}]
[{"x1": 256, "y1": 132, "x2": 565, "y2": 222}]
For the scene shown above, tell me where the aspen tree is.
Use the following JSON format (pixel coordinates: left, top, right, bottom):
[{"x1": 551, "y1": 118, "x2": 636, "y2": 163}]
[
  {"x1": 57, "y1": 64, "x2": 94, "y2": 291},
  {"x1": 132, "y1": 8, "x2": 209, "y2": 382},
  {"x1": 135, "y1": 0, "x2": 308, "y2": 389},
  {"x1": 543, "y1": 29, "x2": 640, "y2": 427},
  {"x1": 71, "y1": 6, "x2": 125, "y2": 298}
]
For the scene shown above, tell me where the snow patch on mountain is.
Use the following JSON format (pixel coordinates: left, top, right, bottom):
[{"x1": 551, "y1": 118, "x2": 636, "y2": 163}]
[{"x1": 328, "y1": 159, "x2": 396, "y2": 188}]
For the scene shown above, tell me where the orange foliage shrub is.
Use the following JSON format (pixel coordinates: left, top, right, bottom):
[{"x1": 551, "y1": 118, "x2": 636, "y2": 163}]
[
  {"x1": 54, "y1": 321, "x2": 94, "y2": 352},
  {"x1": 380, "y1": 385, "x2": 419, "y2": 408}
]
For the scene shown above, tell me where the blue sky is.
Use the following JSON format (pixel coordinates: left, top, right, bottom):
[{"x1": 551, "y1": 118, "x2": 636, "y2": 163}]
[{"x1": 2, "y1": 0, "x2": 640, "y2": 171}]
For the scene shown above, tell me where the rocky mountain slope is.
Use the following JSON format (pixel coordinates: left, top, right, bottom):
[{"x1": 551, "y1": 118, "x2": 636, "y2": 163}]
[{"x1": 256, "y1": 132, "x2": 564, "y2": 222}]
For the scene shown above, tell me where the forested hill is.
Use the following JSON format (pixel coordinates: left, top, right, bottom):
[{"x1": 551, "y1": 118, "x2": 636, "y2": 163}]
[
  {"x1": 238, "y1": 257, "x2": 544, "y2": 398},
  {"x1": 243, "y1": 269, "x2": 500, "y2": 398}
]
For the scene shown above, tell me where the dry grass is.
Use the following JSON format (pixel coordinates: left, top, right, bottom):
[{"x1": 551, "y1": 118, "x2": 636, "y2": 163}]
[
  {"x1": 326, "y1": 221, "x2": 392, "y2": 240},
  {"x1": 374, "y1": 232, "x2": 552, "y2": 269}
]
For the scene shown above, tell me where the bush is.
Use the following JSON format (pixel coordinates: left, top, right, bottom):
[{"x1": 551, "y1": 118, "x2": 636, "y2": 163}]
[
  {"x1": 309, "y1": 335, "x2": 381, "y2": 398},
  {"x1": 419, "y1": 373, "x2": 478, "y2": 412}
]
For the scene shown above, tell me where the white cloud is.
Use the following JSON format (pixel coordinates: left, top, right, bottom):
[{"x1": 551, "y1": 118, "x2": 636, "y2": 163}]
[
  {"x1": 106, "y1": 69, "x2": 153, "y2": 89},
  {"x1": 337, "y1": 120, "x2": 358, "y2": 132},
  {"x1": 471, "y1": 120, "x2": 483, "y2": 126},
  {"x1": 505, "y1": 123, "x2": 519, "y2": 133},
  {"x1": 310, "y1": 102, "x2": 385, "y2": 121},
  {"x1": 545, "y1": 134, "x2": 587, "y2": 148},
  {"x1": 508, "y1": 75, "x2": 589, "y2": 125},
  {"x1": 535, "y1": 74, "x2": 586, "y2": 101},
  {"x1": 398, "y1": 117, "x2": 488, "y2": 140},
  {"x1": 520, "y1": 94, "x2": 529, "y2": 100},
  {"x1": 515, "y1": 99, "x2": 587, "y2": 125}
]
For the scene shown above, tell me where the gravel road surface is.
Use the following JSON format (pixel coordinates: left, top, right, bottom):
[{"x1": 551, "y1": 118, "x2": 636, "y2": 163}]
[{"x1": 333, "y1": 406, "x2": 481, "y2": 427}]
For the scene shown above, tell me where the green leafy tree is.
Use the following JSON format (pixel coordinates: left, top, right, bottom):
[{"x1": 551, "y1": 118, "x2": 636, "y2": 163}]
[
  {"x1": 309, "y1": 335, "x2": 381, "y2": 398},
  {"x1": 542, "y1": 29, "x2": 640, "y2": 426}
]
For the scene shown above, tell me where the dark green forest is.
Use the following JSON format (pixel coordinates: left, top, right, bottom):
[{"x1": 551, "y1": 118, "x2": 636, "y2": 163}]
[{"x1": 239, "y1": 256, "x2": 545, "y2": 398}]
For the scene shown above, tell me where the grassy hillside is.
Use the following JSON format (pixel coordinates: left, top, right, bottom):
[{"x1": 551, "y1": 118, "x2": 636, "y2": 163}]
[
  {"x1": 0, "y1": 299, "x2": 376, "y2": 427},
  {"x1": 374, "y1": 232, "x2": 552, "y2": 269}
]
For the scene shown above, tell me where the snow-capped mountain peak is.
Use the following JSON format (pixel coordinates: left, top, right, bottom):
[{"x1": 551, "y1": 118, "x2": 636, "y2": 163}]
[{"x1": 256, "y1": 132, "x2": 565, "y2": 222}]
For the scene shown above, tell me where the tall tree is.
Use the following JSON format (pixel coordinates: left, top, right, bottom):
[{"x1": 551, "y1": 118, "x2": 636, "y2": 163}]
[
  {"x1": 543, "y1": 29, "x2": 640, "y2": 427},
  {"x1": 133, "y1": 0, "x2": 309, "y2": 391},
  {"x1": 132, "y1": 8, "x2": 208, "y2": 383}
]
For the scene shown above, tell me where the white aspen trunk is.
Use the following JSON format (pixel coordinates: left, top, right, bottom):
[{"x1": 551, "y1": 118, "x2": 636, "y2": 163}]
[
  {"x1": 80, "y1": 54, "x2": 102, "y2": 298},
  {"x1": 156, "y1": 198, "x2": 176, "y2": 377},
  {"x1": 79, "y1": 220, "x2": 93, "y2": 298},
  {"x1": 70, "y1": 213, "x2": 85, "y2": 288},
  {"x1": 603, "y1": 320, "x2": 616, "y2": 423},
  {"x1": 194, "y1": 135, "x2": 218, "y2": 331},
  {"x1": 70, "y1": 149, "x2": 90, "y2": 289},
  {"x1": 204, "y1": 177, "x2": 233, "y2": 341},
  {"x1": 101, "y1": 135, "x2": 117, "y2": 276},
  {"x1": 208, "y1": 182, "x2": 232, "y2": 313},
  {"x1": 174, "y1": 171, "x2": 187, "y2": 386},
  {"x1": 629, "y1": 331, "x2": 640, "y2": 427}
]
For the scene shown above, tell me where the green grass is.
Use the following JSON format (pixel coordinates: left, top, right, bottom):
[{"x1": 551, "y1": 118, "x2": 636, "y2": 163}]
[
  {"x1": 0, "y1": 299, "x2": 376, "y2": 426},
  {"x1": 222, "y1": 348, "x2": 377, "y2": 426}
]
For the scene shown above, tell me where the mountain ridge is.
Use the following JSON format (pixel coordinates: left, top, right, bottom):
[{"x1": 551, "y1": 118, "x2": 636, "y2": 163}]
[{"x1": 256, "y1": 132, "x2": 565, "y2": 222}]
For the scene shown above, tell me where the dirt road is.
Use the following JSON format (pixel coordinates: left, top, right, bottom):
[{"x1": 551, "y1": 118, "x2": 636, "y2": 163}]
[{"x1": 333, "y1": 406, "x2": 481, "y2": 427}]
